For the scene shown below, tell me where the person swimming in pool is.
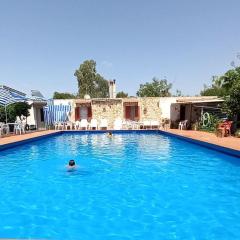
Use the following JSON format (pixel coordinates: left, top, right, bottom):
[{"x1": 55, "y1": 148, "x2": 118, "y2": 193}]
[
  {"x1": 107, "y1": 132, "x2": 113, "y2": 138},
  {"x1": 67, "y1": 159, "x2": 77, "y2": 170}
]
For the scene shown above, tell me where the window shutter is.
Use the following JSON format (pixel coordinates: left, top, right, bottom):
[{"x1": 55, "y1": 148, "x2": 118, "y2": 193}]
[
  {"x1": 87, "y1": 107, "x2": 92, "y2": 118},
  {"x1": 75, "y1": 107, "x2": 80, "y2": 120},
  {"x1": 125, "y1": 106, "x2": 131, "y2": 119},
  {"x1": 135, "y1": 106, "x2": 140, "y2": 119}
]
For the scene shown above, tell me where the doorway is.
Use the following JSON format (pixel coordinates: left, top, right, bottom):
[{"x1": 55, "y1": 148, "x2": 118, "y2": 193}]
[{"x1": 180, "y1": 105, "x2": 186, "y2": 120}]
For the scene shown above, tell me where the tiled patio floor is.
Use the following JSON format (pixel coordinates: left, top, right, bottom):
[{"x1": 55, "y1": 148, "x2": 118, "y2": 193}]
[
  {"x1": 0, "y1": 130, "x2": 58, "y2": 145},
  {"x1": 165, "y1": 129, "x2": 240, "y2": 151}
]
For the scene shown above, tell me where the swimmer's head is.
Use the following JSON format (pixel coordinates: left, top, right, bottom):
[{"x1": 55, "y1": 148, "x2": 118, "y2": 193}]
[
  {"x1": 109, "y1": 132, "x2": 112, "y2": 136},
  {"x1": 69, "y1": 160, "x2": 75, "y2": 166}
]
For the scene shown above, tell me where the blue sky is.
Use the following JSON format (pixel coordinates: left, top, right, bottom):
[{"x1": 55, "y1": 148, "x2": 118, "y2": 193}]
[{"x1": 0, "y1": 0, "x2": 240, "y2": 98}]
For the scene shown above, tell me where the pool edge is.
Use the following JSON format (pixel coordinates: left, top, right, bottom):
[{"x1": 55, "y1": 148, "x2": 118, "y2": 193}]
[
  {"x1": 0, "y1": 131, "x2": 62, "y2": 151},
  {"x1": 158, "y1": 130, "x2": 240, "y2": 158}
]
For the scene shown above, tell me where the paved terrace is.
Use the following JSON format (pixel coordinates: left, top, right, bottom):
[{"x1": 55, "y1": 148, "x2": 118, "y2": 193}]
[
  {"x1": 0, "y1": 130, "x2": 58, "y2": 146},
  {"x1": 0, "y1": 129, "x2": 240, "y2": 152},
  {"x1": 166, "y1": 129, "x2": 240, "y2": 151}
]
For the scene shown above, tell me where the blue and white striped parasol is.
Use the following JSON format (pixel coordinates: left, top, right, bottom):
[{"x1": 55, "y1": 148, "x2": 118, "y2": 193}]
[
  {"x1": 0, "y1": 85, "x2": 28, "y2": 123},
  {"x1": 43, "y1": 103, "x2": 72, "y2": 126}
]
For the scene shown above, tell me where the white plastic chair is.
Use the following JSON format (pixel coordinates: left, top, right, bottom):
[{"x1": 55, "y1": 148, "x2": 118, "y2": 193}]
[
  {"x1": 75, "y1": 121, "x2": 80, "y2": 130},
  {"x1": 151, "y1": 120, "x2": 160, "y2": 129},
  {"x1": 80, "y1": 119, "x2": 88, "y2": 130},
  {"x1": 55, "y1": 122, "x2": 64, "y2": 130},
  {"x1": 21, "y1": 123, "x2": 26, "y2": 134},
  {"x1": 99, "y1": 119, "x2": 108, "y2": 130},
  {"x1": 0, "y1": 123, "x2": 4, "y2": 137},
  {"x1": 132, "y1": 121, "x2": 140, "y2": 130},
  {"x1": 178, "y1": 120, "x2": 188, "y2": 130},
  {"x1": 65, "y1": 122, "x2": 73, "y2": 130},
  {"x1": 0, "y1": 123, "x2": 9, "y2": 136},
  {"x1": 14, "y1": 122, "x2": 25, "y2": 135},
  {"x1": 90, "y1": 119, "x2": 98, "y2": 130},
  {"x1": 113, "y1": 118, "x2": 122, "y2": 130},
  {"x1": 143, "y1": 120, "x2": 151, "y2": 129}
]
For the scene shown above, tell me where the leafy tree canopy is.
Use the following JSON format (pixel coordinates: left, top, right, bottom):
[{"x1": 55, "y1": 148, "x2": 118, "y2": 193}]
[
  {"x1": 172, "y1": 89, "x2": 183, "y2": 97},
  {"x1": 74, "y1": 60, "x2": 109, "y2": 98},
  {"x1": 201, "y1": 67, "x2": 240, "y2": 97},
  {"x1": 200, "y1": 76, "x2": 227, "y2": 96},
  {"x1": 14, "y1": 102, "x2": 31, "y2": 121},
  {"x1": 116, "y1": 91, "x2": 128, "y2": 98},
  {"x1": 0, "y1": 102, "x2": 31, "y2": 123},
  {"x1": 53, "y1": 92, "x2": 76, "y2": 99},
  {"x1": 223, "y1": 80, "x2": 240, "y2": 117},
  {"x1": 201, "y1": 57, "x2": 240, "y2": 119},
  {"x1": 136, "y1": 77, "x2": 172, "y2": 97}
]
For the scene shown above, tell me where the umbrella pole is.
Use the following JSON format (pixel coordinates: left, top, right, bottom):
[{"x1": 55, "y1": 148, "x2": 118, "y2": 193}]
[{"x1": 5, "y1": 105, "x2": 8, "y2": 123}]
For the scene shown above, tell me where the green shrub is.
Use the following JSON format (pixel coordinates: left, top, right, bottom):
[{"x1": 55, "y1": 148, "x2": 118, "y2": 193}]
[
  {"x1": 235, "y1": 129, "x2": 240, "y2": 138},
  {"x1": 199, "y1": 113, "x2": 221, "y2": 132}
]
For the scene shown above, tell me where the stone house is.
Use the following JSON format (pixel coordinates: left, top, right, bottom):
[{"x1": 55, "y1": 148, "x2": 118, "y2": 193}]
[{"x1": 67, "y1": 96, "x2": 223, "y2": 129}]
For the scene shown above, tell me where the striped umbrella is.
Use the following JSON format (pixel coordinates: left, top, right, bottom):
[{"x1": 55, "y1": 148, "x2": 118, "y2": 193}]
[
  {"x1": 0, "y1": 86, "x2": 28, "y2": 123},
  {"x1": 43, "y1": 103, "x2": 72, "y2": 126}
]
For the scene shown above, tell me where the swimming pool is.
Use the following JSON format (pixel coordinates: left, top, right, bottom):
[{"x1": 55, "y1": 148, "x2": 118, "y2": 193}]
[{"x1": 0, "y1": 132, "x2": 240, "y2": 239}]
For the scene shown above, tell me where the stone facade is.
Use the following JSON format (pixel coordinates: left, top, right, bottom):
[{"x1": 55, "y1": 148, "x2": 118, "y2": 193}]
[
  {"x1": 53, "y1": 96, "x2": 222, "y2": 129},
  {"x1": 139, "y1": 97, "x2": 162, "y2": 121},
  {"x1": 91, "y1": 99, "x2": 123, "y2": 128},
  {"x1": 71, "y1": 97, "x2": 178, "y2": 124}
]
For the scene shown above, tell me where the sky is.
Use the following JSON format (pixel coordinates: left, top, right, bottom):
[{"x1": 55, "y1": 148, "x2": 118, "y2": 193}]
[{"x1": 0, "y1": 0, "x2": 240, "y2": 98}]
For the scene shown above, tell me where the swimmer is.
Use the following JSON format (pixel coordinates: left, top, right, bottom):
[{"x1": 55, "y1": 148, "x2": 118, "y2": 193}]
[
  {"x1": 107, "y1": 132, "x2": 113, "y2": 138},
  {"x1": 67, "y1": 159, "x2": 77, "y2": 170}
]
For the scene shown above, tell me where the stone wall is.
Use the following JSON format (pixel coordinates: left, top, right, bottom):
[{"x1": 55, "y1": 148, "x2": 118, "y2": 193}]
[
  {"x1": 139, "y1": 97, "x2": 162, "y2": 121},
  {"x1": 91, "y1": 99, "x2": 123, "y2": 128}
]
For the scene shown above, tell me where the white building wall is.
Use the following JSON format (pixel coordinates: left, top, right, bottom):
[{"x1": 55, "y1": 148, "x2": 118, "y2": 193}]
[
  {"x1": 52, "y1": 99, "x2": 74, "y2": 105},
  {"x1": 159, "y1": 97, "x2": 177, "y2": 119},
  {"x1": 27, "y1": 103, "x2": 36, "y2": 125}
]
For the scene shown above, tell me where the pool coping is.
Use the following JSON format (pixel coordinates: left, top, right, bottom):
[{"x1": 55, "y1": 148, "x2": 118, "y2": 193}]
[
  {"x1": 0, "y1": 131, "x2": 62, "y2": 151},
  {"x1": 159, "y1": 130, "x2": 240, "y2": 158},
  {"x1": 0, "y1": 129, "x2": 240, "y2": 158}
]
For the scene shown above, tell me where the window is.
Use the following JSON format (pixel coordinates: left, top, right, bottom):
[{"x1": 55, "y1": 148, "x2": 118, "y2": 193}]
[{"x1": 40, "y1": 108, "x2": 44, "y2": 122}]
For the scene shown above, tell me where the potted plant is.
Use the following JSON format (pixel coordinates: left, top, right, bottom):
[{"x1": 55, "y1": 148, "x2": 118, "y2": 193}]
[{"x1": 235, "y1": 129, "x2": 240, "y2": 138}]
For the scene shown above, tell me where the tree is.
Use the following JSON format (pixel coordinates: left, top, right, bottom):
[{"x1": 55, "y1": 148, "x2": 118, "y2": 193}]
[
  {"x1": 0, "y1": 102, "x2": 31, "y2": 123},
  {"x1": 13, "y1": 102, "x2": 31, "y2": 121},
  {"x1": 74, "y1": 60, "x2": 109, "y2": 98},
  {"x1": 136, "y1": 77, "x2": 172, "y2": 97},
  {"x1": 116, "y1": 91, "x2": 128, "y2": 98},
  {"x1": 221, "y1": 67, "x2": 240, "y2": 92},
  {"x1": 94, "y1": 74, "x2": 109, "y2": 98},
  {"x1": 223, "y1": 80, "x2": 240, "y2": 117},
  {"x1": 200, "y1": 76, "x2": 227, "y2": 96},
  {"x1": 173, "y1": 89, "x2": 183, "y2": 97},
  {"x1": 200, "y1": 55, "x2": 240, "y2": 121},
  {"x1": 53, "y1": 92, "x2": 76, "y2": 99}
]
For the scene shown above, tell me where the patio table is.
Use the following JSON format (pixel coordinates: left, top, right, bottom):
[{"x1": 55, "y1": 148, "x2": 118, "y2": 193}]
[{"x1": 7, "y1": 123, "x2": 22, "y2": 134}]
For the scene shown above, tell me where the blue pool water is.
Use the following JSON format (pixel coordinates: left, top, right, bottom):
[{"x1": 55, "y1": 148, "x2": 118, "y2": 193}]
[{"x1": 0, "y1": 132, "x2": 240, "y2": 239}]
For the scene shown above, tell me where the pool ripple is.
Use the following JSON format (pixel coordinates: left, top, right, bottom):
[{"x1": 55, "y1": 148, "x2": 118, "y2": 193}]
[{"x1": 0, "y1": 133, "x2": 240, "y2": 239}]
